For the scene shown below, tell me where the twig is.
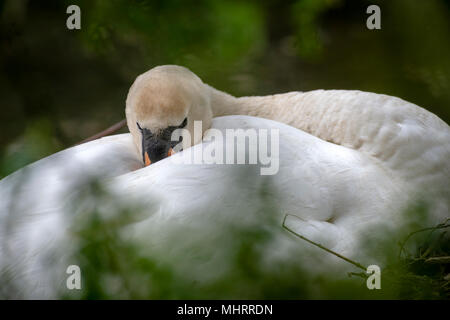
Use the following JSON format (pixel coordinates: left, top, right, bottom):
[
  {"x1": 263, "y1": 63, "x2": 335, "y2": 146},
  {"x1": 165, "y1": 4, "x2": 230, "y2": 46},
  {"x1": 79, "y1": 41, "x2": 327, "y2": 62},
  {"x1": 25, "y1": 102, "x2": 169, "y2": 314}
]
[
  {"x1": 398, "y1": 218, "x2": 450, "y2": 259},
  {"x1": 282, "y1": 214, "x2": 367, "y2": 271},
  {"x1": 75, "y1": 119, "x2": 127, "y2": 146},
  {"x1": 419, "y1": 231, "x2": 446, "y2": 259},
  {"x1": 347, "y1": 271, "x2": 368, "y2": 279},
  {"x1": 425, "y1": 256, "x2": 450, "y2": 264}
]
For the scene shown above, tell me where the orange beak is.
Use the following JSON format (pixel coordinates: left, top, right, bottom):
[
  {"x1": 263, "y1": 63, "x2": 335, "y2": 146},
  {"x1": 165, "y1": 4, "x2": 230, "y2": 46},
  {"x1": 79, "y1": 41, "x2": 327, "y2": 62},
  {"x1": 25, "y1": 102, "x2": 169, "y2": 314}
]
[
  {"x1": 144, "y1": 152, "x2": 151, "y2": 166},
  {"x1": 144, "y1": 148, "x2": 174, "y2": 167}
]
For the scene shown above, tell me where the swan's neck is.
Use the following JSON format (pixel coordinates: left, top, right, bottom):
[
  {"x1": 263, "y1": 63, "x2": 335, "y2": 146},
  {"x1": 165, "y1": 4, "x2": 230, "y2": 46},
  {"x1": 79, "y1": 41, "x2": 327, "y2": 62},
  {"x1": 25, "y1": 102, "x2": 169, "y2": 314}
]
[
  {"x1": 208, "y1": 86, "x2": 248, "y2": 117},
  {"x1": 208, "y1": 85, "x2": 450, "y2": 195},
  {"x1": 209, "y1": 85, "x2": 296, "y2": 123}
]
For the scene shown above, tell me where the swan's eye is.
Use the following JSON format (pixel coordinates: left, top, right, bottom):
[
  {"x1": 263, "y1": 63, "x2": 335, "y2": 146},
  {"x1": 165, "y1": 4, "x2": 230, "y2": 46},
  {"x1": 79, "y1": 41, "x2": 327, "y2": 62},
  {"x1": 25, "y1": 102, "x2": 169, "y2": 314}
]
[
  {"x1": 179, "y1": 117, "x2": 187, "y2": 128},
  {"x1": 162, "y1": 118, "x2": 187, "y2": 142}
]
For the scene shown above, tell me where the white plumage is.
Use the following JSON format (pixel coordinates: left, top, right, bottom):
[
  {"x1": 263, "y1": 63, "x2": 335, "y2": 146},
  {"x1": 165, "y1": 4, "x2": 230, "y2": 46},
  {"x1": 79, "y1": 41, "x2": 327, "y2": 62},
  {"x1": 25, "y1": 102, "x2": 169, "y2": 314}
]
[{"x1": 0, "y1": 65, "x2": 449, "y2": 298}]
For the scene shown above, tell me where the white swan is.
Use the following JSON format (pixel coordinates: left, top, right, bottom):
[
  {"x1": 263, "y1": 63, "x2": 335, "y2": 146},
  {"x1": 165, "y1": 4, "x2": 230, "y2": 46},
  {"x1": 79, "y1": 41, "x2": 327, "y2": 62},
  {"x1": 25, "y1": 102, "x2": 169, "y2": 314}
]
[
  {"x1": 126, "y1": 66, "x2": 449, "y2": 196},
  {"x1": 0, "y1": 65, "x2": 448, "y2": 298}
]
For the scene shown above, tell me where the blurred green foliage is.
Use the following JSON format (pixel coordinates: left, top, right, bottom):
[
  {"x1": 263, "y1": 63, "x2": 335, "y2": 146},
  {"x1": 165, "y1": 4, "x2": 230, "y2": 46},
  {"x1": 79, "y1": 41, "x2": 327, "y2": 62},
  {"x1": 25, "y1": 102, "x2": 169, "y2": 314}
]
[
  {"x1": 56, "y1": 181, "x2": 449, "y2": 299},
  {"x1": 1, "y1": 174, "x2": 447, "y2": 299}
]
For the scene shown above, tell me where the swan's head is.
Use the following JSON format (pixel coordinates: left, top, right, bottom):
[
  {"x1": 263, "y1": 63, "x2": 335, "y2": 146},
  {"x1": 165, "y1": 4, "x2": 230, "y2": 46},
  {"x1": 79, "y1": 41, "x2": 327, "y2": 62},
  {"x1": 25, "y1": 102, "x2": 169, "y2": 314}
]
[{"x1": 126, "y1": 65, "x2": 212, "y2": 166}]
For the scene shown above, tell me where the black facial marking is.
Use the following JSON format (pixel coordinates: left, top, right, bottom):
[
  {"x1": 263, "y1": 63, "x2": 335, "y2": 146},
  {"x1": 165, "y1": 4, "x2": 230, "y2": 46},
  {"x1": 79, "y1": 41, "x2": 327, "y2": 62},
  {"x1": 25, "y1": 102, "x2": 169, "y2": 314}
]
[
  {"x1": 180, "y1": 117, "x2": 188, "y2": 128},
  {"x1": 166, "y1": 117, "x2": 187, "y2": 131},
  {"x1": 138, "y1": 118, "x2": 186, "y2": 164}
]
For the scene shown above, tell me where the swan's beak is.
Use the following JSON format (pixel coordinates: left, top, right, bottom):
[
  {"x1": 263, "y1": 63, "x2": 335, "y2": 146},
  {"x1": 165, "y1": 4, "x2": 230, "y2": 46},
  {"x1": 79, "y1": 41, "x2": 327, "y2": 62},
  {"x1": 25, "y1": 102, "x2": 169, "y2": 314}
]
[
  {"x1": 141, "y1": 128, "x2": 176, "y2": 167},
  {"x1": 140, "y1": 123, "x2": 184, "y2": 167},
  {"x1": 143, "y1": 148, "x2": 174, "y2": 167},
  {"x1": 144, "y1": 152, "x2": 151, "y2": 166}
]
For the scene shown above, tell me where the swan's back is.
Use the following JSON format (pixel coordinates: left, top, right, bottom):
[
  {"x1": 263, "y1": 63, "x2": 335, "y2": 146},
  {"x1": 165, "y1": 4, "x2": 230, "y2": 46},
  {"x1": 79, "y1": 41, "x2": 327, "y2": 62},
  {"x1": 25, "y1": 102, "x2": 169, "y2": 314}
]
[
  {"x1": 0, "y1": 115, "x2": 416, "y2": 298},
  {"x1": 236, "y1": 90, "x2": 450, "y2": 201},
  {"x1": 0, "y1": 113, "x2": 447, "y2": 298},
  {"x1": 0, "y1": 134, "x2": 141, "y2": 298}
]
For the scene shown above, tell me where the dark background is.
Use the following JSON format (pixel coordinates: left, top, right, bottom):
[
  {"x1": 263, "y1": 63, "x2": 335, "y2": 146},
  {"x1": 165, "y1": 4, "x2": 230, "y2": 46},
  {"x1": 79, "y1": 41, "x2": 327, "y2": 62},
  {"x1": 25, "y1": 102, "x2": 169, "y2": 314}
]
[{"x1": 1, "y1": 0, "x2": 449, "y2": 177}]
